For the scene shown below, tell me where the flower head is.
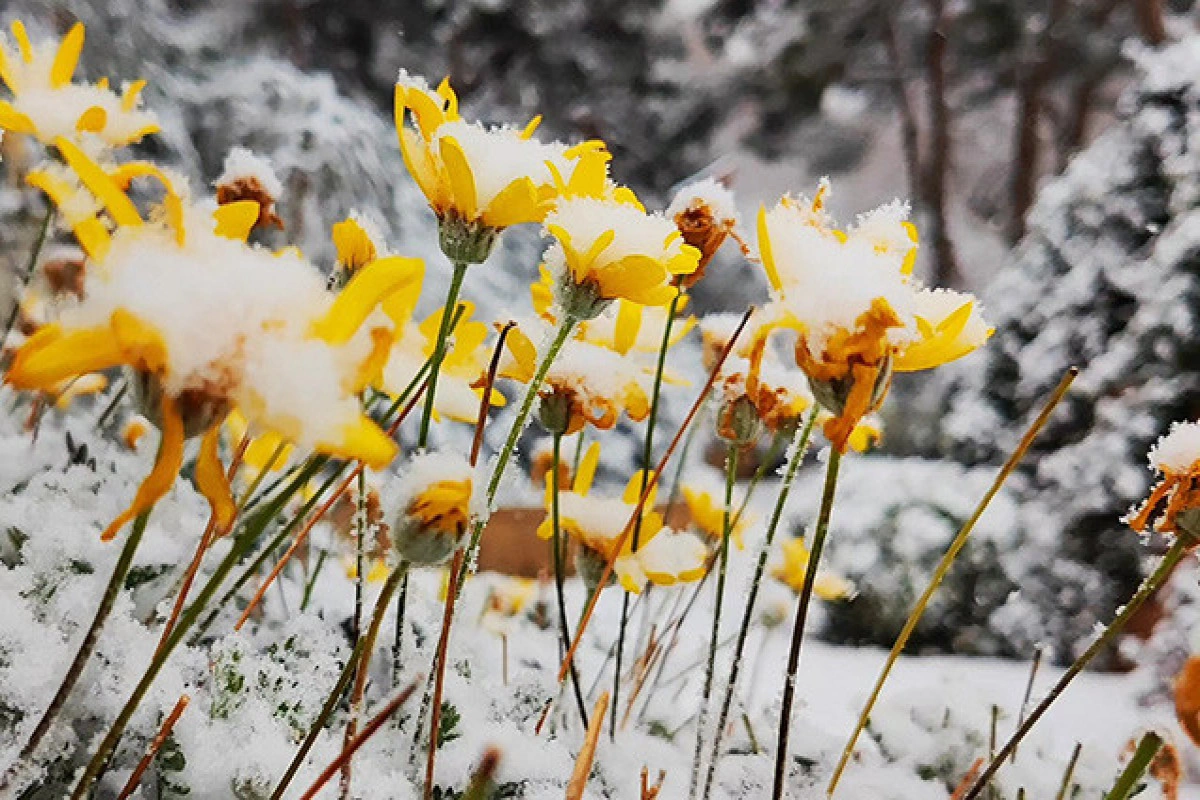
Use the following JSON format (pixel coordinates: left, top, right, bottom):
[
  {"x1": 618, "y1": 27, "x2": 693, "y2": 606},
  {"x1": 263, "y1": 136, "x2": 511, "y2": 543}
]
[
  {"x1": 214, "y1": 147, "x2": 284, "y2": 231},
  {"x1": 771, "y1": 537, "x2": 854, "y2": 601},
  {"x1": 667, "y1": 177, "x2": 742, "y2": 288},
  {"x1": 1127, "y1": 421, "x2": 1200, "y2": 543},
  {"x1": 499, "y1": 319, "x2": 651, "y2": 436},
  {"x1": 538, "y1": 443, "x2": 706, "y2": 592},
  {"x1": 543, "y1": 156, "x2": 701, "y2": 318},
  {"x1": 390, "y1": 450, "x2": 478, "y2": 565},
  {"x1": 682, "y1": 481, "x2": 750, "y2": 550},
  {"x1": 0, "y1": 20, "x2": 158, "y2": 148},
  {"x1": 8, "y1": 141, "x2": 418, "y2": 540},
  {"x1": 394, "y1": 71, "x2": 585, "y2": 263},
  {"x1": 757, "y1": 182, "x2": 991, "y2": 450}
]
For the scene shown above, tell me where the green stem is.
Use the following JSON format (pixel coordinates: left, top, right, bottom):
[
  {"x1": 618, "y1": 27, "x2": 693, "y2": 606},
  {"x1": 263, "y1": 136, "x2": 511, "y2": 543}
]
[
  {"x1": 552, "y1": 432, "x2": 589, "y2": 729},
  {"x1": 613, "y1": 290, "x2": 680, "y2": 740},
  {"x1": 703, "y1": 409, "x2": 818, "y2": 800},
  {"x1": 393, "y1": 568, "x2": 409, "y2": 688},
  {"x1": 271, "y1": 566, "x2": 407, "y2": 800},
  {"x1": 1, "y1": 204, "x2": 53, "y2": 359},
  {"x1": 962, "y1": 538, "x2": 1189, "y2": 800},
  {"x1": 93, "y1": 380, "x2": 128, "y2": 432},
  {"x1": 1055, "y1": 743, "x2": 1083, "y2": 800},
  {"x1": 1, "y1": 510, "x2": 151, "y2": 790},
  {"x1": 353, "y1": 468, "x2": 367, "y2": 643},
  {"x1": 300, "y1": 548, "x2": 328, "y2": 612},
  {"x1": 1104, "y1": 731, "x2": 1162, "y2": 800},
  {"x1": 418, "y1": 260, "x2": 469, "y2": 447},
  {"x1": 690, "y1": 442, "x2": 739, "y2": 795},
  {"x1": 772, "y1": 447, "x2": 843, "y2": 800}
]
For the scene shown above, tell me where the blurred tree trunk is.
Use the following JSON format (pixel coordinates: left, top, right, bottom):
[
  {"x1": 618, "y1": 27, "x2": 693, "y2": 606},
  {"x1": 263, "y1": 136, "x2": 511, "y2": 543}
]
[
  {"x1": 1132, "y1": 0, "x2": 1167, "y2": 45},
  {"x1": 923, "y1": 0, "x2": 960, "y2": 287},
  {"x1": 882, "y1": 9, "x2": 923, "y2": 206},
  {"x1": 1009, "y1": 0, "x2": 1067, "y2": 244}
]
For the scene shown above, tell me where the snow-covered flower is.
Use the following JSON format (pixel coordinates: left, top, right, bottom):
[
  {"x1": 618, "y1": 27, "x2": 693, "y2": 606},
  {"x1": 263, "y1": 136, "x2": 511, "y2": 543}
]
[
  {"x1": 1127, "y1": 420, "x2": 1200, "y2": 542},
  {"x1": 214, "y1": 147, "x2": 284, "y2": 231},
  {"x1": 394, "y1": 70, "x2": 587, "y2": 264},
  {"x1": 499, "y1": 319, "x2": 651, "y2": 436},
  {"x1": 389, "y1": 451, "x2": 476, "y2": 566},
  {"x1": 7, "y1": 140, "x2": 417, "y2": 540},
  {"x1": 771, "y1": 536, "x2": 854, "y2": 601},
  {"x1": 543, "y1": 151, "x2": 701, "y2": 318},
  {"x1": 757, "y1": 181, "x2": 992, "y2": 451},
  {"x1": 0, "y1": 20, "x2": 158, "y2": 148},
  {"x1": 667, "y1": 176, "x2": 742, "y2": 287},
  {"x1": 537, "y1": 442, "x2": 707, "y2": 593}
]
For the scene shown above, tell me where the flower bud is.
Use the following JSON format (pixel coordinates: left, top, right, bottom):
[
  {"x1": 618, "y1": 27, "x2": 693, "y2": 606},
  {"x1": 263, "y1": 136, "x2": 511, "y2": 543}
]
[
  {"x1": 129, "y1": 369, "x2": 232, "y2": 439},
  {"x1": 716, "y1": 393, "x2": 762, "y2": 447},
  {"x1": 806, "y1": 353, "x2": 894, "y2": 419},
  {"x1": 437, "y1": 211, "x2": 498, "y2": 266}
]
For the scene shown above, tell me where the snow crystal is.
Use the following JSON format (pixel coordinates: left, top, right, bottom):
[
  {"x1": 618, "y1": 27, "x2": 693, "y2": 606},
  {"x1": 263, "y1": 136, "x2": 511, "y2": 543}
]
[{"x1": 1147, "y1": 419, "x2": 1200, "y2": 473}]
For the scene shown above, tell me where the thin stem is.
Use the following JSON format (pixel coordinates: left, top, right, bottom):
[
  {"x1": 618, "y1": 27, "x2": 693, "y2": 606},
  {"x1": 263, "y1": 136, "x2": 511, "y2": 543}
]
[
  {"x1": 690, "y1": 442, "x2": 738, "y2": 795},
  {"x1": 1, "y1": 510, "x2": 151, "y2": 789},
  {"x1": 1104, "y1": 731, "x2": 1163, "y2": 800},
  {"x1": 1055, "y1": 743, "x2": 1083, "y2": 800},
  {"x1": 0, "y1": 204, "x2": 53, "y2": 360},
  {"x1": 270, "y1": 566, "x2": 407, "y2": 800},
  {"x1": 341, "y1": 562, "x2": 409, "y2": 798},
  {"x1": 300, "y1": 548, "x2": 328, "y2": 612},
  {"x1": 425, "y1": 549, "x2": 465, "y2": 800},
  {"x1": 552, "y1": 432, "x2": 590, "y2": 729},
  {"x1": 1011, "y1": 646, "x2": 1044, "y2": 764},
  {"x1": 393, "y1": 570, "x2": 409, "y2": 687},
  {"x1": 614, "y1": 290, "x2": 681, "y2": 740},
  {"x1": 829, "y1": 368, "x2": 1079, "y2": 796},
  {"x1": 772, "y1": 447, "x2": 843, "y2": 800},
  {"x1": 962, "y1": 537, "x2": 1189, "y2": 800},
  {"x1": 463, "y1": 314, "x2": 578, "y2": 570},
  {"x1": 551, "y1": 309, "x2": 753, "y2": 696},
  {"x1": 93, "y1": 380, "x2": 128, "y2": 432},
  {"x1": 115, "y1": 694, "x2": 189, "y2": 800},
  {"x1": 353, "y1": 468, "x2": 367, "y2": 644},
  {"x1": 418, "y1": 260, "x2": 469, "y2": 447},
  {"x1": 703, "y1": 409, "x2": 818, "y2": 800},
  {"x1": 299, "y1": 679, "x2": 420, "y2": 800}
]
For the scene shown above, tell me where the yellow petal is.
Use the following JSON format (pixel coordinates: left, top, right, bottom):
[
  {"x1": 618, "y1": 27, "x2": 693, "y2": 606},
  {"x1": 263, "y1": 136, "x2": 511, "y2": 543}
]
[
  {"x1": 11, "y1": 21, "x2": 33, "y2": 64},
  {"x1": 0, "y1": 100, "x2": 36, "y2": 135},
  {"x1": 757, "y1": 206, "x2": 782, "y2": 292},
  {"x1": 54, "y1": 137, "x2": 142, "y2": 227},
  {"x1": 213, "y1": 200, "x2": 260, "y2": 241},
  {"x1": 102, "y1": 393, "x2": 185, "y2": 541},
  {"x1": 574, "y1": 441, "x2": 600, "y2": 496},
  {"x1": 521, "y1": 115, "x2": 542, "y2": 139},
  {"x1": 110, "y1": 309, "x2": 169, "y2": 375},
  {"x1": 613, "y1": 300, "x2": 642, "y2": 355},
  {"x1": 0, "y1": 42, "x2": 15, "y2": 93},
  {"x1": 195, "y1": 424, "x2": 236, "y2": 534},
  {"x1": 312, "y1": 255, "x2": 424, "y2": 345},
  {"x1": 75, "y1": 105, "x2": 107, "y2": 134},
  {"x1": 7, "y1": 324, "x2": 126, "y2": 391},
  {"x1": 483, "y1": 177, "x2": 541, "y2": 228},
  {"x1": 121, "y1": 79, "x2": 147, "y2": 112},
  {"x1": 397, "y1": 127, "x2": 440, "y2": 209},
  {"x1": 50, "y1": 23, "x2": 85, "y2": 89},
  {"x1": 331, "y1": 217, "x2": 376, "y2": 270},
  {"x1": 439, "y1": 135, "x2": 478, "y2": 221},
  {"x1": 499, "y1": 325, "x2": 537, "y2": 383},
  {"x1": 352, "y1": 327, "x2": 394, "y2": 393},
  {"x1": 595, "y1": 255, "x2": 674, "y2": 306},
  {"x1": 320, "y1": 414, "x2": 398, "y2": 469},
  {"x1": 381, "y1": 260, "x2": 425, "y2": 328}
]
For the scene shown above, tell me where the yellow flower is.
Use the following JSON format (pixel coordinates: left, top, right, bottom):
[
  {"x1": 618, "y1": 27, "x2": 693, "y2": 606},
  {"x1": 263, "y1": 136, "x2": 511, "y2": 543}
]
[
  {"x1": 391, "y1": 451, "x2": 476, "y2": 565},
  {"x1": 8, "y1": 141, "x2": 419, "y2": 540},
  {"x1": 682, "y1": 483, "x2": 749, "y2": 550},
  {"x1": 0, "y1": 20, "x2": 158, "y2": 148},
  {"x1": 538, "y1": 442, "x2": 707, "y2": 592},
  {"x1": 544, "y1": 189, "x2": 701, "y2": 314},
  {"x1": 499, "y1": 321, "x2": 650, "y2": 435},
  {"x1": 756, "y1": 183, "x2": 991, "y2": 451},
  {"x1": 771, "y1": 537, "x2": 854, "y2": 601},
  {"x1": 394, "y1": 71, "x2": 593, "y2": 262},
  {"x1": 1128, "y1": 421, "x2": 1200, "y2": 543}
]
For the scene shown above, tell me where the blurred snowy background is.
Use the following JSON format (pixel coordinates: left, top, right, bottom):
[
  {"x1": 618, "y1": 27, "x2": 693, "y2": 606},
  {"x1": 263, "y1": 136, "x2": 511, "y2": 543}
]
[{"x1": 3, "y1": 0, "x2": 1200, "y2": 669}]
